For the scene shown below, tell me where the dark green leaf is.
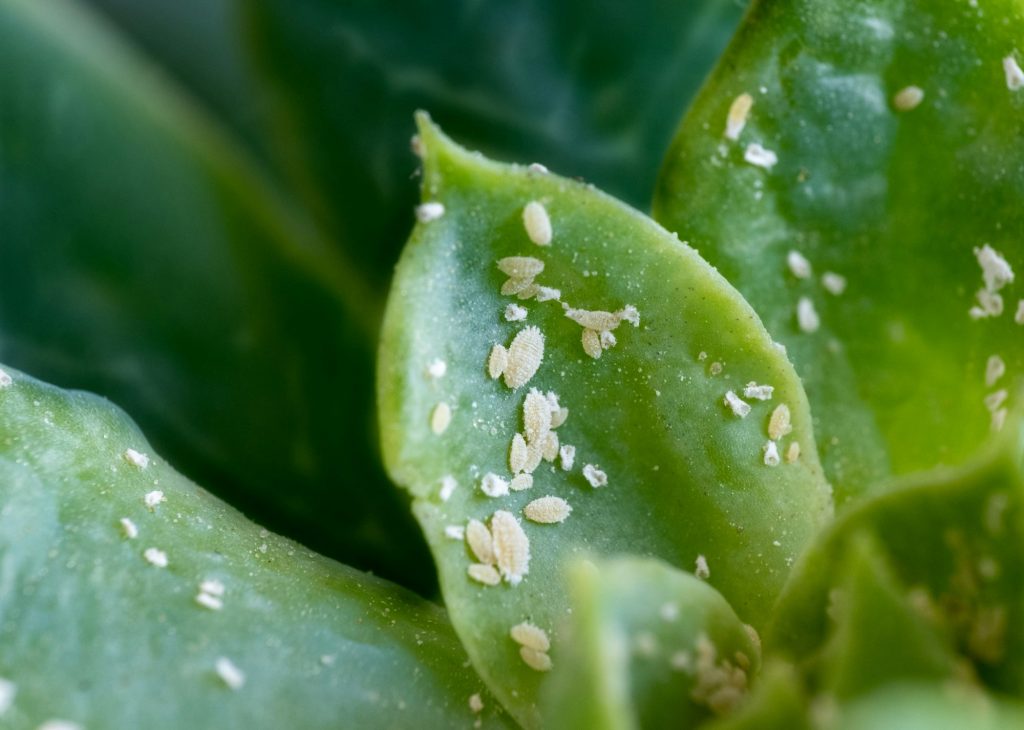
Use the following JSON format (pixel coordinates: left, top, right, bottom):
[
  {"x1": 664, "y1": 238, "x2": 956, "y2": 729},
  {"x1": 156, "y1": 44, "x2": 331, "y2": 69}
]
[
  {"x1": 0, "y1": 365, "x2": 511, "y2": 729},
  {"x1": 242, "y1": 0, "x2": 748, "y2": 291},
  {"x1": 0, "y1": 0, "x2": 432, "y2": 590},
  {"x1": 655, "y1": 0, "x2": 1024, "y2": 503},
  {"x1": 378, "y1": 115, "x2": 831, "y2": 725}
]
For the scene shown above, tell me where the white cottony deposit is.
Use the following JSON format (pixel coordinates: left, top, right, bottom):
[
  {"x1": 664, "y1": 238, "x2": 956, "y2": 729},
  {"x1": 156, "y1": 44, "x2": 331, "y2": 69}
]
[
  {"x1": 124, "y1": 448, "x2": 150, "y2": 469},
  {"x1": 559, "y1": 444, "x2": 576, "y2": 471},
  {"x1": 480, "y1": 473, "x2": 510, "y2": 498},
  {"x1": 1004, "y1": 55, "x2": 1024, "y2": 90},
  {"x1": 763, "y1": 440, "x2": 781, "y2": 466},
  {"x1": 743, "y1": 382, "x2": 774, "y2": 401},
  {"x1": 975, "y1": 245, "x2": 1014, "y2": 291},
  {"x1": 144, "y1": 490, "x2": 165, "y2": 509},
  {"x1": 426, "y1": 358, "x2": 447, "y2": 379},
  {"x1": 582, "y1": 464, "x2": 607, "y2": 487},
  {"x1": 505, "y1": 303, "x2": 528, "y2": 322},
  {"x1": 723, "y1": 390, "x2": 751, "y2": 418}
]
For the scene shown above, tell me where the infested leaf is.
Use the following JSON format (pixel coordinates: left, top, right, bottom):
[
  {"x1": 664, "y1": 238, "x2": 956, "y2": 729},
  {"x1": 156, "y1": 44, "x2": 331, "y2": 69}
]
[
  {"x1": 700, "y1": 661, "x2": 810, "y2": 730},
  {"x1": 768, "y1": 423, "x2": 1024, "y2": 697},
  {"x1": 655, "y1": 0, "x2": 1024, "y2": 504},
  {"x1": 0, "y1": 365, "x2": 511, "y2": 729},
  {"x1": 0, "y1": 0, "x2": 431, "y2": 589},
  {"x1": 541, "y1": 557, "x2": 761, "y2": 730},
  {"x1": 378, "y1": 115, "x2": 832, "y2": 725}
]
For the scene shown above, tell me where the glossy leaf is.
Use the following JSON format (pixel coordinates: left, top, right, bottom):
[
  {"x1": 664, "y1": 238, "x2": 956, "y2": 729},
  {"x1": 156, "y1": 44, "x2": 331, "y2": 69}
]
[
  {"x1": 0, "y1": 0, "x2": 432, "y2": 590},
  {"x1": 768, "y1": 427, "x2": 1024, "y2": 696},
  {"x1": 242, "y1": 0, "x2": 748, "y2": 291},
  {"x1": 378, "y1": 115, "x2": 832, "y2": 725},
  {"x1": 655, "y1": 0, "x2": 1024, "y2": 503},
  {"x1": 0, "y1": 365, "x2": 511, "y2": 729},
  {"x1": 541, "y1": 557, "x2": 761, "y2": 730}
]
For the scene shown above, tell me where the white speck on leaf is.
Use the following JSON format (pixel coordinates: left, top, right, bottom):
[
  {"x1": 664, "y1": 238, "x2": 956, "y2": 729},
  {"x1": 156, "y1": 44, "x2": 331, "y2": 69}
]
[
  {"x1": 524, "y1": 496, "x2": 572, "y2": 524},
  {"x1": 724, "y1": 390, "x2": 751, "y2": 418},
  {"x1": 725, "y1": 93, "x2": 753, "y2": 141},
  {"x1": 523, "y1": 201, "x2": 553, "y2": 246},
  {"x1": 143, "y1": 547, "x2": 168, "y2": 568},
  {"x1": 215, "y1": 657, "x2": 246, "y2": 690},
  {"x1": 430, "y1": 402, "x2": 452, "y2": 435},
  {"x1": 893, "y1": 85, "x2": 924, "y2": 111},
  {"x1": 822, "y1": 272, "x2": 847, "y2": 295},
  {"x1": 124, "y1": 448, "x2": 150, "y2": 469},
  {"x1": 582, "y1": 464, "x2": 607, "y2": 487},
  {"x1": 986, "y1": 355, "x2": 1006, "y2": 387},
  {"x1": 119, "y1": 517, "x2": 138, "y2": 539},
  {"x1": 143, "y1": 490, "x2": 165, "y2": 510},
  {"x1": 797, "y1": 297, "x2": 820, "y2": 333},
  {"x1": 744, "y1": 143, "x2": 777, "y2": 170},
  {"x1": 695, "y1": 555, "x2": 710, "y2": 580},
  {"x1": 415, "y1": 201, "x2": 445, "y2": 223},
  {"x1": 786, "y1": 250, "x2": 811, "y2": 279},
  {"x1": 1004, "y1": 55, "x2": 1024, "y2": 91},
  {"x1": 480, "y1": 472, "x2": 510, "y2": 498}
]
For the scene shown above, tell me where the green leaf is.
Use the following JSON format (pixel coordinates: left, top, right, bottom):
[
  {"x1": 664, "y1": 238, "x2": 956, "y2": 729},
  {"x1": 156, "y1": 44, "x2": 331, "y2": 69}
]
[
  {"x1": 378, "y1": 114, "x2": 832, "y2": 726},
  {"x1": 0, "y1": 0, "x2": 432, "y2": 590},
  {"x1": 0, "y1": 365, "x2": 511, "y2": 729},
  {"x1": 242, "y1": 0, "x2": 748, "y2": 291},
  {"x1": 768, "y1": 427, "x2": 1024, "y2": 696},
  {"x1": 835, "y1": 685, "x2": 1024, "y2": 730},
  {"x1": 654, "y1": 0, "x2": 1024, "y2": 503},
  {"x1": 541, "y1": 557, "x2": 761, "y2": 730}
]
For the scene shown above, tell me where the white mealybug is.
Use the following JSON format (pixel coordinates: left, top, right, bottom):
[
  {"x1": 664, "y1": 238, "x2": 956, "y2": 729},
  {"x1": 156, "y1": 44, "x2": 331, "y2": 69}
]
[
  {"x1": 215, "y1": 657, "x2": 246, "y2": 690},
  {"x1": 523, "y1": 389, "x2": 552, "y2": 443},
  {"x1": 523, "y1": 201, "x2": 553, "y2": 246},
  {"x1": 469, "y1": 693, "x2": 485, "y2": 713},
  {"x1": 541, "y1": 431, "x2": 559, "y2": 462},
  {"x1": 490, "y1": 510, "x2": 530, "y2": 585},
  {"x1": 124, "y1": 448, "x2": 150, "y2": 469},
  {"x1": 119, "y1": 517, "x2": 138, "y2": 539},
  {"x1": 723, "y1": 390, "x2": 751, "y2": 418},
  {"x1": 497, "y1": 256, "x2": 545, "y2": 279},
  {"x1": 582, "y1": 464, "x2": 608, "y2": 487},
  {"x1": 466, "y1": 519, "x2": 495, "y2": 565},
  {"x1": 143, "y1": 547, "x2": 168, "y2": 568},
  {"x1": 785, "y1": 441, "x2": 801, "y2": 463},
  {"x1": 559, "y1": 444, "x2": 576, "y2": 471},
  {"x1": 439, "y1": 475, "x2": 458, "y2": 502},
  {"x1": 786, "y1": 250, "x2": 811, "y2": 279},
  {"x1": 488, "y1": 344, "x2": 509, "y2": 379},
  {"x1": 984, "y1": 389, "x2": 1008, "y2": 413},
  {"x1": 0, "y1": 369, "x2": 11, "y2": 388},
  {"x1": 974, "y1": 244, "x2": 1014, "y2": 292},
  {"x1": 519, "y1": 647, "x2": 553, "y2": 672},
  {"x1": 415, "y1": 201, "x2": 445, "y2": 223},
  {"x1": 430, "y1": 402, "x2": 452, "y2": 435},
  {"x1": 986, "y1": 355, "x2": 1006, "y2": 387},
  {"x1": 503, "y1": 327, "x2": 545, "y2": 389},
  {"x1": 468, "y1": 563, "x2": 501, "y2": 586},
  {"x1": 763, "y1": 440, "x2": 781, "y2": 466},
  {"x1": 744, "y1": 143, "x2": 778, "y2": 170},
  {"x1": 510, "y1": 622, "x2": 551, "y2": 652},
  {"x1": 742, "y1": 382, "x2": 774, "y2": 401},
  {"x1": 426, "y1": 358, "x2": 447, "y2": 379},
  {"x1": 444, "y1": 525, "x2": 466, "y2": 540},
  {"x1": 505, "y1": 303, "x2": 528, "y2": 322},
  {"x1": 892, "y1": 85, "x2": 924, "y2": 111},
  {"x1": 509, "y1": 473, "x2": 534, "y2": 492},
  {"x1": 524, "y1": 496, "x2": 572, "y2": 524},
  {"x1": 510, "y1": 433, "x2": 529, "y2": 474},
  {"x1": 725, "y1": 93, "x2": 753, "y2": 141},
  {"x1": 768, "y1": 404, "x2": 792, "y2": 440},
  {"x1": 0, "y1": 677, "x2": 16, "y2": 716},
  {"x1": 581, "y1": 329, "x2": 603, "y2": 359},
  {"x1": 1004, "y1": 55, "x2": 1024, "y2": 91},
  {"x1": 480, "y1": 472, "x2": 510, "y2": 498},
  {"x1": 196, "y1": 592, "x2": 224, "y2": 611},
  {"x1": 821, "y1": 272, "x2": 847, "y2": 295},
  {"x1": 144, "y1": 490, "x2": 165, "y2": 510},
  {"x1": 200, "y1": 579, "x2": 225, "y2": 597},
  {"x1": 695, "y1": 555, "x2": 710, "y2": 580},
  {"x1": 796, "y1": 297, "x2": 820, "y2": 333},
  {"x1": 1016, "y1": 300, "x2": 1024, "y2": 325}
]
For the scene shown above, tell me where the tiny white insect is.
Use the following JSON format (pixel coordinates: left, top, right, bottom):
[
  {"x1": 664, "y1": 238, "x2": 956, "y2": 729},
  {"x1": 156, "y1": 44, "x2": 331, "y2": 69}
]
[
  {"x1": 143, "y1": 490, "x2": 165, "y2": 510},
  {"x1": 497, "y1": 256, "x2": 545, "y2": 279},
  {"x1": 984, "y1": 389, "x2": 1008, "y2": 413},
  {"x1": 763, "y1": 440, "x2": 781, "y2": 466},
  {"x1": 582, "y1": 463, "x2": 608, "y2": 488},
  {"x1": 524, "y1": 496, "x2": 572, "y2": 524},
  {"x1": 439, "y1": 475, "x2": 458, "y2": 502},
  {"x1": 430, "y1": 402, "x2": 452, "y2": 435},
  {"x1": 0, "y1": 677, "x2": 15, "y2": 716},
  {"x1": 523, "y1": 389, "x2": 552, "y2": 444},
  {"x1": 786, "y1": 250, "x2": 811, "y2": 279},
  {"x1": 143, "y1": 547, "x2": 168, "y2": 568},
  {"x1": 509, "y1": 433, "x2": 529, "y2": 474},
  {"x1": 725, "y1": 92, "x2": 754, "y2": 141},
  {"x1": 527, "y1": 162, "x2": 549, "y2": 174},
  {"x1": 469, "y1": 693, "x2": 485, "y2": 713},
  {"x1": 796, "y1": 297, "x2": 820, "y2": 333},
  {"x1": 599, "y1": 330, "x2": 617, "y2": 350},
  {"x1": 444, "y1": 525, "x2": 466, "y2": 540},
  {"x1": 503, "y1": 327, "x2": 545, "y2": 389},
  {"x1": 723, "y1": 390, "x2": 751, "y2": 418},
  {"x1": 196, "y1": 592, "x2": 224, "y2": 611},
  {"x1": 466, "y1": 519, "x2": 495, "y2": 565},
  {"x1": 821, "y1": 272, "x2": 847, "y2": 296},
  {"x1": 490, "y1": 510, "x2": 530, "y2": 585},
  {"x1": 742, "y1": 382, "x2": 774, "y2": 401},
  {"x1": 119, "y1": 517, "x2": 138, "y2": 539},
  {"x1": 523, "y1": 201, "x2": 553, "y2": 246},
  {"x1": 468, "y1": 563, "x2": 501, "y2": 586},
  {"x1": 200, "y1": 579, "x2": 225, "y2": 597},
  {"x1": 785, "y1": 441, "x2": 801, "y2": 463},
  {"x1": 974, "y1": 244, "x2": 1014, "y2": 291},
  {"x1": 581, "y1": 329, "x2": 603, "y2": 359},
  {"x1": 509, "y1": 473, "x2": 534, "y2": 492},
  {"x1": 124, "y1": 448, "x2": 150, "y2": 469},
  {"x1": 415, "y1": 201, "x2": 445, "y2": 223},
  {"x1": 480, "y1": 472, "x2": 510, "y2": 498},
  {"x1": 426, "y1": 358, "x2": 447, "y2": 379},
  {"x1": 488, "y1": 344, "x2": 509, "y2": 379},
  {"x1": 505, "y1": 303, "x2": 528, "y2": 322},
  {"x1": 620, "y1": 305, "x2": 640, "y2": 327},
  {"x1": 1016, "y1": 300, "x2": 1024, "y2": 325},
  {"x1": 541, "y1": 431, "x2": 560, "y2": 462},
  {"x1": 768, "y1": 404, "x2": 792, "y2": 440},
  {"x1": 510, "y1": 622, "x2": 551, "y2": 652},
  {"x1": 535, "y1": 286, "x2": 561, "y2": 302},
  {"x1": 695, "y1": 554, "x2": 710, "y2": 580},
  {"x1": 970, "y1": 289, "x2": 1004, "y2": 319},
  {"x1": 1004, "y1": 55, "x2": 1024, "y2": 91},
  {"x1": 215, "y1": 657, "x2": 246, "y2": 690},
  {"x1": 986, "y1": 355, "x2": 1006, "y2": 388},
  {"x1": 519, "y1": 646, "x2": 552, "y2": 672},
  {"x1": 564, "y1": 307, "x2": 622, "y2": 332},
  {"x1": 559, "y1": 444, "x2": 576, "y2": 471},
  {"x1": 0, "y1": 369, "x2": 11, "y2": 388},
  {"x1": 744, "y1": 143, "x2": 778, "y2": 170},
  {"x1": 892, "y1": 85, "x2": 924, "y2": 111}
]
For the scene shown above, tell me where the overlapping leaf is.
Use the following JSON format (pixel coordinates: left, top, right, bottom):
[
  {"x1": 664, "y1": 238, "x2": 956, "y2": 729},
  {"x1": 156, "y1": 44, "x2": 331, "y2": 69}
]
[
  {"x1": 378, "y1": 115, "x2": 831, "y2": 726},
  {"x1": 0, "y1": 0, "x2": 431, "y2": 589},
  {"x1": 655, "y1": 0, "x2": 1024, "y2": 503},
  {"x1": 0, "y1": 365, "x2": 510, "y2": 729}
]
